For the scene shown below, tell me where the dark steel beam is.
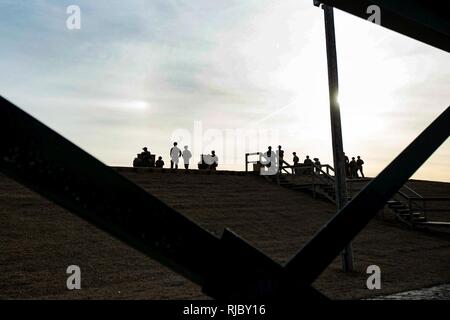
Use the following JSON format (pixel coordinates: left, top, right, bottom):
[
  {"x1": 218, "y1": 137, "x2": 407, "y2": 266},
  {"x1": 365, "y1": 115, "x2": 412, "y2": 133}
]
[
  {"x1": 0, "y1": 96, "x2": 324, "y2": 300},
  {"x1": 284, "y1": 106, "x2": 450, "y2": 289},
  {"x1": 316, "y1": 0, "x2": 450, "y2": 53}
]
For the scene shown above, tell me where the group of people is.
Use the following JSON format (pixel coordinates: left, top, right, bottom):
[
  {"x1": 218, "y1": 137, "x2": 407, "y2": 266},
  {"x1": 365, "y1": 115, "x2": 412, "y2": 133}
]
[
  {"x1": 260, "y1": 145, "x2": 365, "y2": 178},
  {"x1": 133, "y1": 142, "x2": 219, "y2": 170},
  {"x1": 261, "y1": 145, "x2": 322, "y2": 174},
  {"x1": 344, "y1": 153, "x2": 365, "y2": 179}
]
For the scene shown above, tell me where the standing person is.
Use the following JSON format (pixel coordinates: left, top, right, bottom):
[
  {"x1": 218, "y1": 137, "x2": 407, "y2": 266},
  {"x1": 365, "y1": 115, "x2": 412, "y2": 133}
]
[
  {"x1": 292, "y1": 152, "x2": 300, "y2": 174},
  {"x1": 356, "y1": 156, "x2": 365, "y2": 178},
  {"x1": 304, "y1": 155, "x2": 313, "y2": 174},
  {"x1": 170, "y1": 142, "x2": 182, "y2": 169},
  {"x1": 182, "y1": 146, "x2": 192, "y2": 170},
  {"x1": 304, "y1": 155, "x2": 313, "y2": 166},
  {"x1": 292, "y1": 152, "x2": 299, "y2": 165},
  {"x1": 344, "y1": 152, "x2": 350, "y2": 177},
  {"x1": 277, "y1": 145, "x2": 285, "y2": 172},
  {"x1": 349, "y1": 157, "x2": 358, "y2": 179},
  {"x1": 313, "y1": 158, "x2": 321, "y2": 174},
  {"x1": 263, "y1": 146, "x2": 273, "y2": 168}
]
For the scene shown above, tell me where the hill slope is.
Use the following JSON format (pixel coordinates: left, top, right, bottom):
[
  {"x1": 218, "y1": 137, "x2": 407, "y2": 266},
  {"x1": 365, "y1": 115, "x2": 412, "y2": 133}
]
[{"x1": 0, "y1": 168, "x2": 449, "y2": 299}]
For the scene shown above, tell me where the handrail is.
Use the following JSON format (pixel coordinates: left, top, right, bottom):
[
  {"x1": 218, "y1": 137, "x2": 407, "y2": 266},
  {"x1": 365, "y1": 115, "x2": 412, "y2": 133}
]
[
  {"x1": 402, "y1": 184, "x2": 423, "y2": 198},
  {"x1": 409, "y1": 197, "x2": 450, "y2": 201},
  {"x1": 245, "y1": 152, "x2": 261, "y2": 172}
]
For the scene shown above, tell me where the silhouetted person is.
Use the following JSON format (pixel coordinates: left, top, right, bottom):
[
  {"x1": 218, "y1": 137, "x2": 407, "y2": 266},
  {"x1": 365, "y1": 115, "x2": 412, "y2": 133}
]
[
  {"x1": 304, "y1": 155, "x2": 313, "y2": 174},
  {"x1": 356, "y1": 156, "x2": 365, "y2": 178},
  {"x1": 155, "y1": 156, "x2": 164, "y2": 168},
  {"x1": 133, "y1": 153, "x2": 142, "y2": 167},
  {"x1": 344, "y1": 152, "x2": 350, "y2": 177},
  {"x1": 292, "y1": 152, "x2": 299, "y2": 174},
  {"x1": 349, "y1": 157, "x2": 357, "y2": 179},
  {"x1": 139, "y1": 147, "x2": 152, "y2": 166},
  {"x1": 266, "y1": 146, "x2": 272, "y2": 158},
  {"x1": 182, "y1": 145, "x2": 192, "y2": 170},
  {"x1": 210, "y1": 150, "x2": 218, "y2": 170},
  {"x1": 263, "y1": 146, "x2": 273, "y2": 168},
  {"x1": 277, "y1": 145, "x2": 285, "y2": 172},
  {"x1": 314, "y1": 158, "x2": 321, "y2": 174},
  {"x1": 170, "y1": 142, "x2": 182, "y2": 169},
  {"x1": 292, "y1": 152, "x2": 299, "y2": 164}
]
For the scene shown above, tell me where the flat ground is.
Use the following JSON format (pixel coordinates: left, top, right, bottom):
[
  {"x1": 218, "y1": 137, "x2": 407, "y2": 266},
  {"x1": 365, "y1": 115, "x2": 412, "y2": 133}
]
[{"x1": 0, "y1": 168, "x2": 449, "y2": 299}]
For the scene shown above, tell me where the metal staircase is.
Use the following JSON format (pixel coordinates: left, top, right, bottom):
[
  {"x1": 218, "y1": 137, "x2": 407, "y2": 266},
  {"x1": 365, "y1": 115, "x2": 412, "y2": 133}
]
[{"x1": 260, "y1": 161, "x2": 449, "y2": 229}]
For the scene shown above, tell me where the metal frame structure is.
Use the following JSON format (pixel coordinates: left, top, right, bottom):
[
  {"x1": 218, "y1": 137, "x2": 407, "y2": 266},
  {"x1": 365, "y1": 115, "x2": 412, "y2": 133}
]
[
  {"x1": 0, "y1": 0, "x2": 449, "y2": 300},
  {"x1": 317, "y1": 0, "x2": 450, "y2": 53}
]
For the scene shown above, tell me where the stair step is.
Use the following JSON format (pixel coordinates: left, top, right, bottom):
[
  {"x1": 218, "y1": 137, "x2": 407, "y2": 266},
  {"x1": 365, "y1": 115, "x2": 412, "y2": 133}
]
[
  {"x1": 389, "y1": 204, "x2": 407, "y2": 208},
  {"x1": 410, "y1": 212, "x2": 423, "y2": 217},
  {"x1": 290, "y1": 185, "x2": 310, "y2": 190},
  {"x1": 387, "y1": 200, "x2": 400, "y2": 205},
  {"x1": 415, "y1": 221, "x2": 450, "y2": 227},
  {"x1": 398, "y1": 212, "x2": 412, "y2": 216}
]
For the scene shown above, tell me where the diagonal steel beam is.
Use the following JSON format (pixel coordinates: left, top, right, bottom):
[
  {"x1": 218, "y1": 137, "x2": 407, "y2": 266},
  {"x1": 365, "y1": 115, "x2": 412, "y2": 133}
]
[
  {"x1": 0, "y1": 96, "x2": 325, "y2": 299},
  {"x1": 316, "y1": 0, "x2": 450, "y2": 53},
  {"x1": 284, "y1": 106, "x2": 450, "y2": 289}
]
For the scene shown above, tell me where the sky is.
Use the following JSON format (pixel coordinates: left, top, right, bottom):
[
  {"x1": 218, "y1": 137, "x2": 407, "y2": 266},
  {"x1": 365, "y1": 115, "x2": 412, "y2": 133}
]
[{"x1": 1, "y1": 0, "x2": 449, "y2": 182}]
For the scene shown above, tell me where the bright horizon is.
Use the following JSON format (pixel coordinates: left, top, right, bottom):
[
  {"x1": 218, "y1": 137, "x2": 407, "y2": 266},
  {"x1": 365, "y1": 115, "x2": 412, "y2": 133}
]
[{"x1": 1, "y1": 0, "x2": 449, "y2": 182}]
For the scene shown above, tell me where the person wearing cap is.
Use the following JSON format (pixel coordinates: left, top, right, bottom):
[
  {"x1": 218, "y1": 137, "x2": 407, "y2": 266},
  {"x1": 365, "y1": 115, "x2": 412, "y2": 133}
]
[
  {"x1": 182, "y1": 145, "x2": 192, "y2": 170},
  {"x1": 313, "y1": 157, "x2": 321, "y2": 174},
  {"x1": 140, "y1": 147, "x2": 151, "y2": 166}
]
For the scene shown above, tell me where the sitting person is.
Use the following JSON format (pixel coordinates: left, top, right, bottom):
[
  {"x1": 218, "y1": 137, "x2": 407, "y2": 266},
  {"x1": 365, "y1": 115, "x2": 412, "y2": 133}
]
[
  {"x1": 139, "y1": 147, "x2": 154, "y2": 167},
  {"x1": 210, "y1": 150, "x2": 218, "y2": 170},
  {"x1": 198, "y1": 151, "x2": 219, "y2": 170},
  {"x1": 155, "y1": 156, "x2": 164, "y2": 168},
  {"x1": 133, "y1": 153, "x2": 143, "y2": 167}
]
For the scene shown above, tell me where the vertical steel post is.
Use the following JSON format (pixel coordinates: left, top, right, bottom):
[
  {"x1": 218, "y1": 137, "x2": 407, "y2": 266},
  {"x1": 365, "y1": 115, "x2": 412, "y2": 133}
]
[{"x1": 322, "y1": 4, "x2": 354, "y2": 272}]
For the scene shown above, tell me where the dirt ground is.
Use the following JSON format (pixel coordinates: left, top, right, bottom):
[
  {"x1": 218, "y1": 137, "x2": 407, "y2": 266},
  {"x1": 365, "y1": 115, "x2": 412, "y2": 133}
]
[{"x1": 0, "y1": 168, "x2": 449, "y2": 300}]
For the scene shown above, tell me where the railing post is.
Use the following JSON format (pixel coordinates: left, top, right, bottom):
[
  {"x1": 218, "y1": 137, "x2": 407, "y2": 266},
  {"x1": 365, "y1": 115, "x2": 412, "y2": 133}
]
[
  {"x1": 312, "y1": 171, "x2": 316, "y2": 198},
  {"x1": 245, "y1": 153, "x2": 248, "y2": 172}
]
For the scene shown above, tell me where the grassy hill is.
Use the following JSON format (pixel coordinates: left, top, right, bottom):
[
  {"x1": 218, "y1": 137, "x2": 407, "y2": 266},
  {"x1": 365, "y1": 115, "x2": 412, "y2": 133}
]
[{"x1": 0, "y1": 168, "x2": 449, "y2": 299}]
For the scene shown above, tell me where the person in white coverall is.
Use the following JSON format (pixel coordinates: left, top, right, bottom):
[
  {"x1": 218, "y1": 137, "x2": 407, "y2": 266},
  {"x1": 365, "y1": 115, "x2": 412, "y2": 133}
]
[
  {"x1": 182, "y1": 146, "x2": 192, "y2": 170},
  {"x1": 170, "y1": 142, "x2": 182, "y2": 169}
]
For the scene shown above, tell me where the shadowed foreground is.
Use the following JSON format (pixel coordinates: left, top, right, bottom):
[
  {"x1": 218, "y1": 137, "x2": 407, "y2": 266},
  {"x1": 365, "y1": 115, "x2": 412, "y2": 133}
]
[{"x1": 0, "y1": 168, "x2": 449, "y2": 299}]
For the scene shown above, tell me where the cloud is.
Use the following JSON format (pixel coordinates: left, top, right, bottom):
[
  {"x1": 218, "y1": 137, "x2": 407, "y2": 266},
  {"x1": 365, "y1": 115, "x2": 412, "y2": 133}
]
[{"x1": 0, "y1": 0, "x2": 448, "y2": 181}]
